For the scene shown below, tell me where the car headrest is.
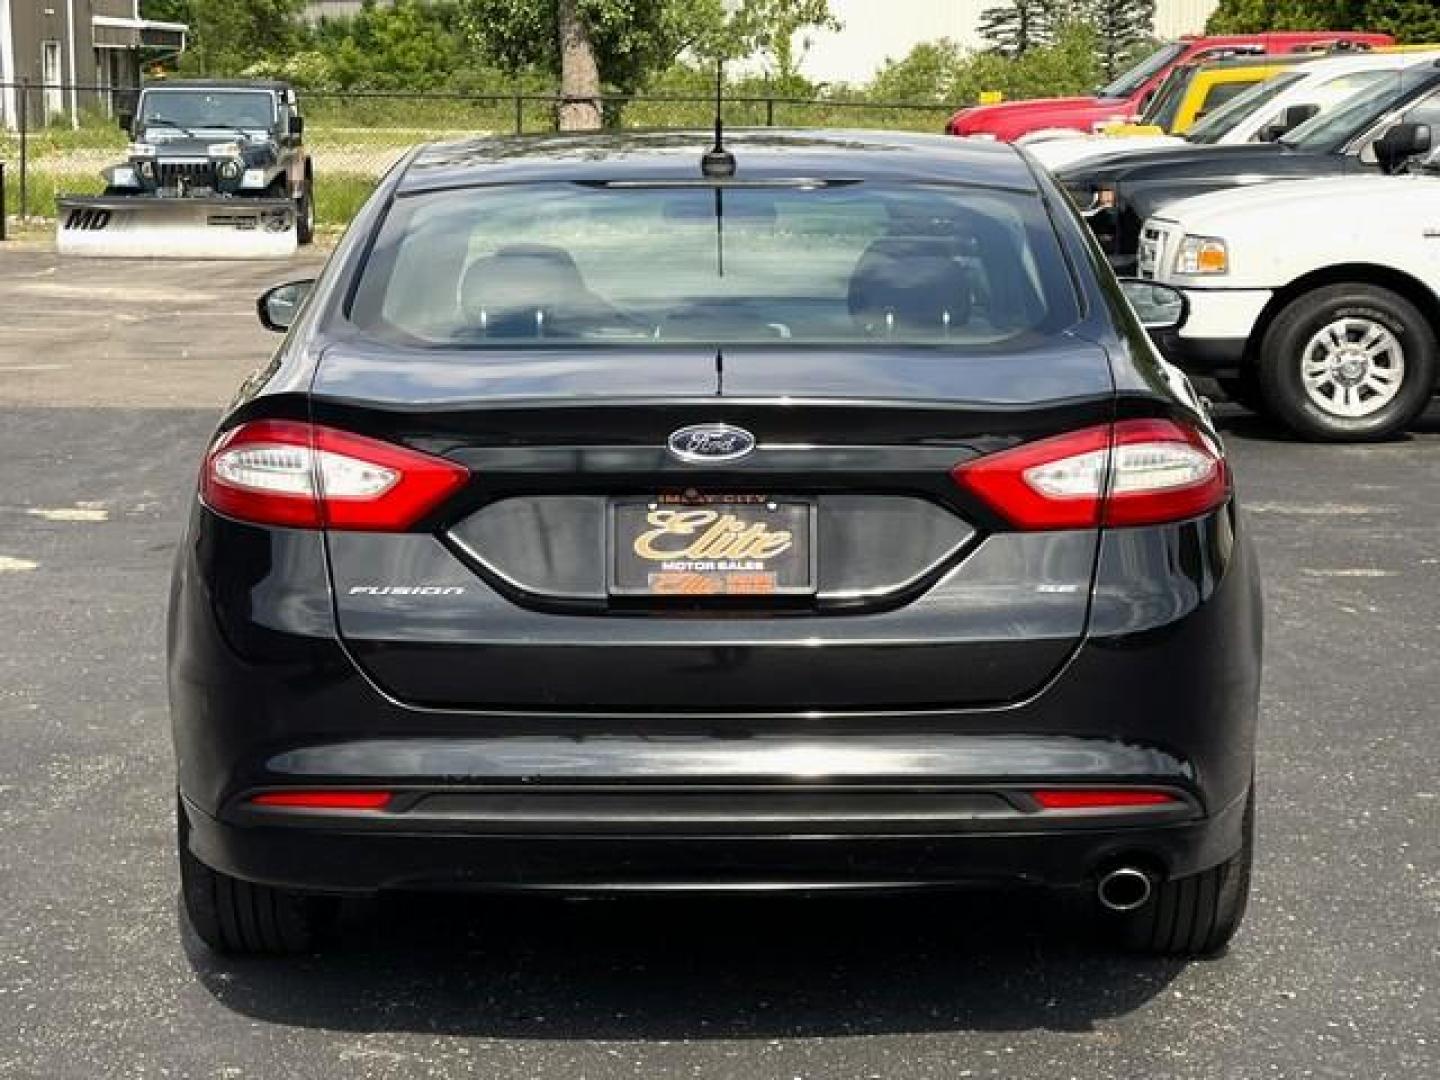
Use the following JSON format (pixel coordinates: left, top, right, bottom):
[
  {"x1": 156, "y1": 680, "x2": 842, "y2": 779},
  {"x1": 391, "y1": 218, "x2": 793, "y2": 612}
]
[
  {"x1": 459, "y1": 244, "x2": 587, "y2": 330},
  {"x1": 847, "y1": 238, "x2": 971, "y2": 334}
]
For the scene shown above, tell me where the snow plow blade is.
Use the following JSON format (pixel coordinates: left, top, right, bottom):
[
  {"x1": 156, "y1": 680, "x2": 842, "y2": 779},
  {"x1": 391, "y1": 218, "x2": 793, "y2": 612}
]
[{"x1": 56, "y1": 195, "x2": 297, "y2": 259}]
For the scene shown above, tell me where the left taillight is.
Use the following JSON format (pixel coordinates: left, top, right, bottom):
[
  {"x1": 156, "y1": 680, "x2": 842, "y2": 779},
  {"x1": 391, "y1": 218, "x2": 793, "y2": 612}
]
[
  {"x1": 952, "y1": 418, "x2": 1230, "y2": 530},
  {"x1": 201, "y1": 420, "x2": 469, "y2": 530}
]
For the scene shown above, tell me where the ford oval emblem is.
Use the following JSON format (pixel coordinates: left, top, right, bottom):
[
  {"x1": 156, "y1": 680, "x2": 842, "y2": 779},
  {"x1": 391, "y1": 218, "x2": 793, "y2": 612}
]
[{"x1": 667, "y1": 423, "x2": 756, "y2": 464}]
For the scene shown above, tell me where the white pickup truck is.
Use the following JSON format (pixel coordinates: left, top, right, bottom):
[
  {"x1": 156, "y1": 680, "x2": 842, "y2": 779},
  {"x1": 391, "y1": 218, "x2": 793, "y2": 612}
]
[
  {"x1": 1137, "y1": 157, "x2": 1440, "y2": 440},
  {"x1": 1025, "y1": 51, "x2": 1440, "y2": 174}
]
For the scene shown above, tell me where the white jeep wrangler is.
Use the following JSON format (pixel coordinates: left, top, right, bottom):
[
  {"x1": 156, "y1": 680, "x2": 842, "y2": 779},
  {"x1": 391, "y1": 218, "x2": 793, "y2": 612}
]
[{"x1": 1138, "y1": 130, "x2": 1440, "y2": 440}]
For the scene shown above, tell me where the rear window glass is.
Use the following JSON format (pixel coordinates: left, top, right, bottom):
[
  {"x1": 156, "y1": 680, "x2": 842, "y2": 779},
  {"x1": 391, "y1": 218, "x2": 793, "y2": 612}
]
[{"x1": 349, "y1": 182, "x2": 1080, "y2": 348}]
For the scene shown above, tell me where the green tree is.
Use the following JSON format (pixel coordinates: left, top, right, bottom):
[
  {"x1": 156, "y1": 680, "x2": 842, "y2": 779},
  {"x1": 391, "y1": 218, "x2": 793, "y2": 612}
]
[
  {"x1": 1205, "y1": 0, "x2": 1440, "y2": 40},
  {"x1": 1081, "y1": 0, "x2": 1156, "y2": 80},
  {"x1": 458, "y1": 0, "x2": 838, "y2": 129},
  {"x1": 977, "y1": 0, "x2": 1059, "y2": 58},
  {"x1": 1365, "y1": 0, "x2": 1440, "y2": 41},
  {"x1": 314, "y1": 0, "x2": 466, "y2": 90},
  {"x1": 180, "y1": 0, "x2": 305, "y2": 76},
  {"x1": 140, "y1": 0, "x2": 191, "y2": 23},
  {"x1": 868, "y1": 24, "x2": 1099, "y2": 106},
  {"x1": 716, "y1": 0, "x2": 839, "y2": 81}
]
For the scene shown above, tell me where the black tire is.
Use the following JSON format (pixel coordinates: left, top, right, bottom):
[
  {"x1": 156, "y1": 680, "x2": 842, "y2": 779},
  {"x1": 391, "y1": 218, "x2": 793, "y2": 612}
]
[
  {"x1": 296, "y1": 175, "x2": 315, "y2": 246},
  {"x1": 177, "y1": 802, "x2": 333, "y2": 955},
  {"x1": 1258, "y1": 284, "x2": 1437, "y2": 441},
  {"x1": 1114, "y1": 790, "x2": 1253, "y2": 957}
]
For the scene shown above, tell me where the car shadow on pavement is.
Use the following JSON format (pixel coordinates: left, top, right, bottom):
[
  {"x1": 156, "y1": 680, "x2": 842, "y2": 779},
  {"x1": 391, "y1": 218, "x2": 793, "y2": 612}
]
[
  {"x1": 1209, "y1": 401, "x2": 1440, "y2": 441},
  {"x1": 184, "y1": 889, "x2": 1188, "y2": 1039}
]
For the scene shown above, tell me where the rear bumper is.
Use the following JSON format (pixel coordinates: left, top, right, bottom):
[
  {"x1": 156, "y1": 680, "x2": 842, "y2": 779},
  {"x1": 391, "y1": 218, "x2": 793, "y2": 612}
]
[
  {"x1": 1154, "y1": 334, "x2": 1248, "y2": 377},
  {"x1": 170, "y1": 503, "x2": 1263, "y2": 896},
  {"x1": 1149, "y1": 288, "x2": 1270, "y2": 376},
  {"x1": 182, "y1": 779, "x2": 1249, "y2": 895}
]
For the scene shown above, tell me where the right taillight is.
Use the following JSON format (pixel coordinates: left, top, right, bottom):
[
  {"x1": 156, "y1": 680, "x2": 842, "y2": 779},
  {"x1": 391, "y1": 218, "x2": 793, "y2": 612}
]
[{"x1": 952, "y1": 419, "x2": 1229, "y2": 530}]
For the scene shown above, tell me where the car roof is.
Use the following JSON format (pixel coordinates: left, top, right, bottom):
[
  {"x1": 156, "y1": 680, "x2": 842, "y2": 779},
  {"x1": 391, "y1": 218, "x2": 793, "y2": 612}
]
[
  {"x1": 1284, "y1": 50, "x2": 1440, "y2": 75},
  {"x1": 400, "y1": 129, "x2": 1039, "y2": 194},
  {"x1": 141, "y1": 79, "x2": 291, "y2": 92},
  {"x1": 1190, "y1": 53, "x2": 1320, "y2": 73}
]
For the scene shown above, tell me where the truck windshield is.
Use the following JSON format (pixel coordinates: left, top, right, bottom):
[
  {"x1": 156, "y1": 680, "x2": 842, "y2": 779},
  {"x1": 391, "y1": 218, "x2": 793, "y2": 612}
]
[
  {"x1": 1186, "y1": 71, "x2": 1306, "y2": 144},
  {"x1": 1282, "y1": 68, "x2": 1431, "y2": 150},
  {"x1": 1100, "y1": 42, "x2": 1187, "y2": 99},
  {"x1": 350, "y1": 181, "x2": 1080, "y2": 348},
  {"x1": 1138, "y1": 66, "x2": 1193, "y2": 128},
  {"x1": 138, "y1": 90, "x2": 274, "y2": 132}
]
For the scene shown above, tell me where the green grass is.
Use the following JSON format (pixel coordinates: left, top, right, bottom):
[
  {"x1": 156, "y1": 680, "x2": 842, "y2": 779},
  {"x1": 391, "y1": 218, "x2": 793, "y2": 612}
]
[
  {"x1": 314, "y1": 171, "x2": 381, "y2": 228},
  {"x1": 2, "y1": 169, "x2": 103, "y2": 220},
  {"x1": 2, "y1": 167, "x2": 376, "y2": 227}
]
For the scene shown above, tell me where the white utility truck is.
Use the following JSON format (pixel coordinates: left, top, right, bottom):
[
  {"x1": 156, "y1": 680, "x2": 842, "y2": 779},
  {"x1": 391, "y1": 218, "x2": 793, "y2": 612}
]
[{"x1": 1137, "y1": 144, "x2": 1440, "y2": 440}]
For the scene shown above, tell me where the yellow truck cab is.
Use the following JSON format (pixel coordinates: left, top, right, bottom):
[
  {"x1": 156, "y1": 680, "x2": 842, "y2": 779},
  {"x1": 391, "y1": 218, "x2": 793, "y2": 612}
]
[{"x1": 1105, "y1": 51, "x2": 1320, "y2": 137}]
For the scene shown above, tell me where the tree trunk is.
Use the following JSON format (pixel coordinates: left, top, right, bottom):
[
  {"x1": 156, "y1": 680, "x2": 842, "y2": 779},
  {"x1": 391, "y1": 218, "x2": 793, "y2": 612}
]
[{"x1": 557, "y1": 0, "x2": 602, "y2": 132}]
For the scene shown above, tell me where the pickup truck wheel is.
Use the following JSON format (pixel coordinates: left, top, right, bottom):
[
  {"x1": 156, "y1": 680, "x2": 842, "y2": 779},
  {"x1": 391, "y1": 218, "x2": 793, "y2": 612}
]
[
  {"x1": 296, "y1": 179, "x2": 315, "y2": 246},
  {"x1": 1259, "y1": 284, "x2": 1436, "y2": 441}
]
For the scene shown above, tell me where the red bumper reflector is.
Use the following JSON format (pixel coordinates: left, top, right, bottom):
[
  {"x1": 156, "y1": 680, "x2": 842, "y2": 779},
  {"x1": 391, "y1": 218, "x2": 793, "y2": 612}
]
[
  {"x1": 1031, "y1": 789, "x2": 1178, "y2": 810},
  {"x1": 249, "y1": 790, "x2": 393, "y2": 810}
]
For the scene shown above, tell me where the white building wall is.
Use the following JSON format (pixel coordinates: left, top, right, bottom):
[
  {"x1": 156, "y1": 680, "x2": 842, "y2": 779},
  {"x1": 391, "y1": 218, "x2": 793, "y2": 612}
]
[
  {"x1": 1154, "y1": 0, "x2": 1221, "y2": 39},
  {"x1": 796, "y1": 0, "x2": 1220, "y2": 86}
]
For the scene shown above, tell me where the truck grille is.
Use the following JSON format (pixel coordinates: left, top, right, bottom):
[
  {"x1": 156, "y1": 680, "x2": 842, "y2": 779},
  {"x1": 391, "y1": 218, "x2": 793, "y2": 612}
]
[
  {"x1": 157, "y1": 160, "x2": 217, "y2": 191},
  {"x1": 1137, "y1": 224, "x2": 1169, "y2": 279}
]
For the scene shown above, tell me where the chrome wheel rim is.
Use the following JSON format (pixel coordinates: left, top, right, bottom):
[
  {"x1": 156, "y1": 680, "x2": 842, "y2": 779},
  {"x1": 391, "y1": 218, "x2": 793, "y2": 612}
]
[{"x1": 1300, "y1": 317, "x2": 1405, "y2": 419}]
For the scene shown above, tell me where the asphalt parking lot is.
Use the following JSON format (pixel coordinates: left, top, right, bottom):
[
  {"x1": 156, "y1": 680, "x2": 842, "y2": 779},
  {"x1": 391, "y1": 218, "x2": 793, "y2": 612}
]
[{"x1": 1, "y1": 250, "x2": 1437, "y2": 1079}]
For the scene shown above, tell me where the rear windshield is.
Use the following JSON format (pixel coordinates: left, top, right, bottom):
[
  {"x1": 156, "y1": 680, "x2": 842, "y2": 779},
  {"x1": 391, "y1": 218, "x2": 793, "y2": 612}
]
[{"x1": 349, "y1": 181, "x2": 1080, "y2": 348}]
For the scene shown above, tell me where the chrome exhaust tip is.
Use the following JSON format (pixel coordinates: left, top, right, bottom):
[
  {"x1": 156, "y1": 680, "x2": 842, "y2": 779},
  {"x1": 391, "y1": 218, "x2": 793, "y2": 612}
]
[{"x1": 1097, "y1": 867, "x2": 1154, "y2": 912}]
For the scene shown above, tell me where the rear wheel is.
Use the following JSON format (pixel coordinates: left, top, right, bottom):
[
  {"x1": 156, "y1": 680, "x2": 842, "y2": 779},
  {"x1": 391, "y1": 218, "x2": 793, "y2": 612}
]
[
  {"x1": 1112, "y1": 790, "x2": 1253, "y2": 957},
  {"x1": 177, "y1": 802, "x2": 334, "y2": 955},
  {"x1": 1258, "y1": 284, "x2": 1436, "y2": 441}
]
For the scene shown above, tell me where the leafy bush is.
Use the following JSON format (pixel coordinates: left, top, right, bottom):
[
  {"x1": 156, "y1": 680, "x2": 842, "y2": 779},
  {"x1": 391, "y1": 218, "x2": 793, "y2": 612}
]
[{"x1": 868, "y1": 25, "x2": 1101, "y2": 109}]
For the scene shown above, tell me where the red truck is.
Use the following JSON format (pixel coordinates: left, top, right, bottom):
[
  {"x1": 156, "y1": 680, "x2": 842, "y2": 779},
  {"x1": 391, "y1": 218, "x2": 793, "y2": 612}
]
[{"x1": 945, "y1": 32, "x2": 1395, "y2": 141}]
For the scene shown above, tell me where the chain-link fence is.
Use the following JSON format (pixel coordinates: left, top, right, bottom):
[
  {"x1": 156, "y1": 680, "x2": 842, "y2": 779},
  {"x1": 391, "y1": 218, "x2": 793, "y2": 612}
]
[{"x1": 0, "y1": 80, "x2": 954, "y2": 233}]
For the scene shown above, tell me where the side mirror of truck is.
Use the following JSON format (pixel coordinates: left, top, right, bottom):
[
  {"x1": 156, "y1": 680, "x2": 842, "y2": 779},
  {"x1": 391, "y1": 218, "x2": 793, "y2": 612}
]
[
  {"x1": 1118, "y1": 278, "x2": 1189, "y2": 333},
  {"x1": 1374, "y1": 122, "x2": 1432, "y2": 174},
  {"x1": 289, "y1": 114, "x2": 304, "y2": 138},
  {"x1": 1260, "y1": 103, "x2": 1319, "y2": 142},
  {"x1": 117, "y1": 110, "x2": 134, "y2": 133},
  {"x1": 258, "y1": 280, "x2": 315, "y2": 333}
]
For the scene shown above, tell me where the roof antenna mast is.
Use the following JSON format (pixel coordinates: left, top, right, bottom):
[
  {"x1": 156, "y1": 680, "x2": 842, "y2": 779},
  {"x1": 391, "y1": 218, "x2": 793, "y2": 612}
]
[{"x1": 701, "y1": 8, "x2": 737, "y2": 178}]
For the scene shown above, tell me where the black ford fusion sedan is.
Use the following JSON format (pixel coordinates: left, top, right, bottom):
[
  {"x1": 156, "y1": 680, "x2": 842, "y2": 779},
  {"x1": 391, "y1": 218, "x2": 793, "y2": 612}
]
[{"x1": 169, "y1": 129, "x2": 1262, "y2": 957}]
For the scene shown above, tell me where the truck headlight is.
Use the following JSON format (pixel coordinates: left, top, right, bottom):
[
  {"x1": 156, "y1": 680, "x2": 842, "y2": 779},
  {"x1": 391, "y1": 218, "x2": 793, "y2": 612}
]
[
  {"x1": 217, "y1": 158, "x2": 244, "y2": 181},
  {"x1": 137, "y1": 159, "x2": 156, "y2": 181},
  {"x1": 1176, "y1": 235, "x2": 1229, "y2": 275},
  {"x1": 103, "y1": 165, "x2": 140, "y2": 190}
]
